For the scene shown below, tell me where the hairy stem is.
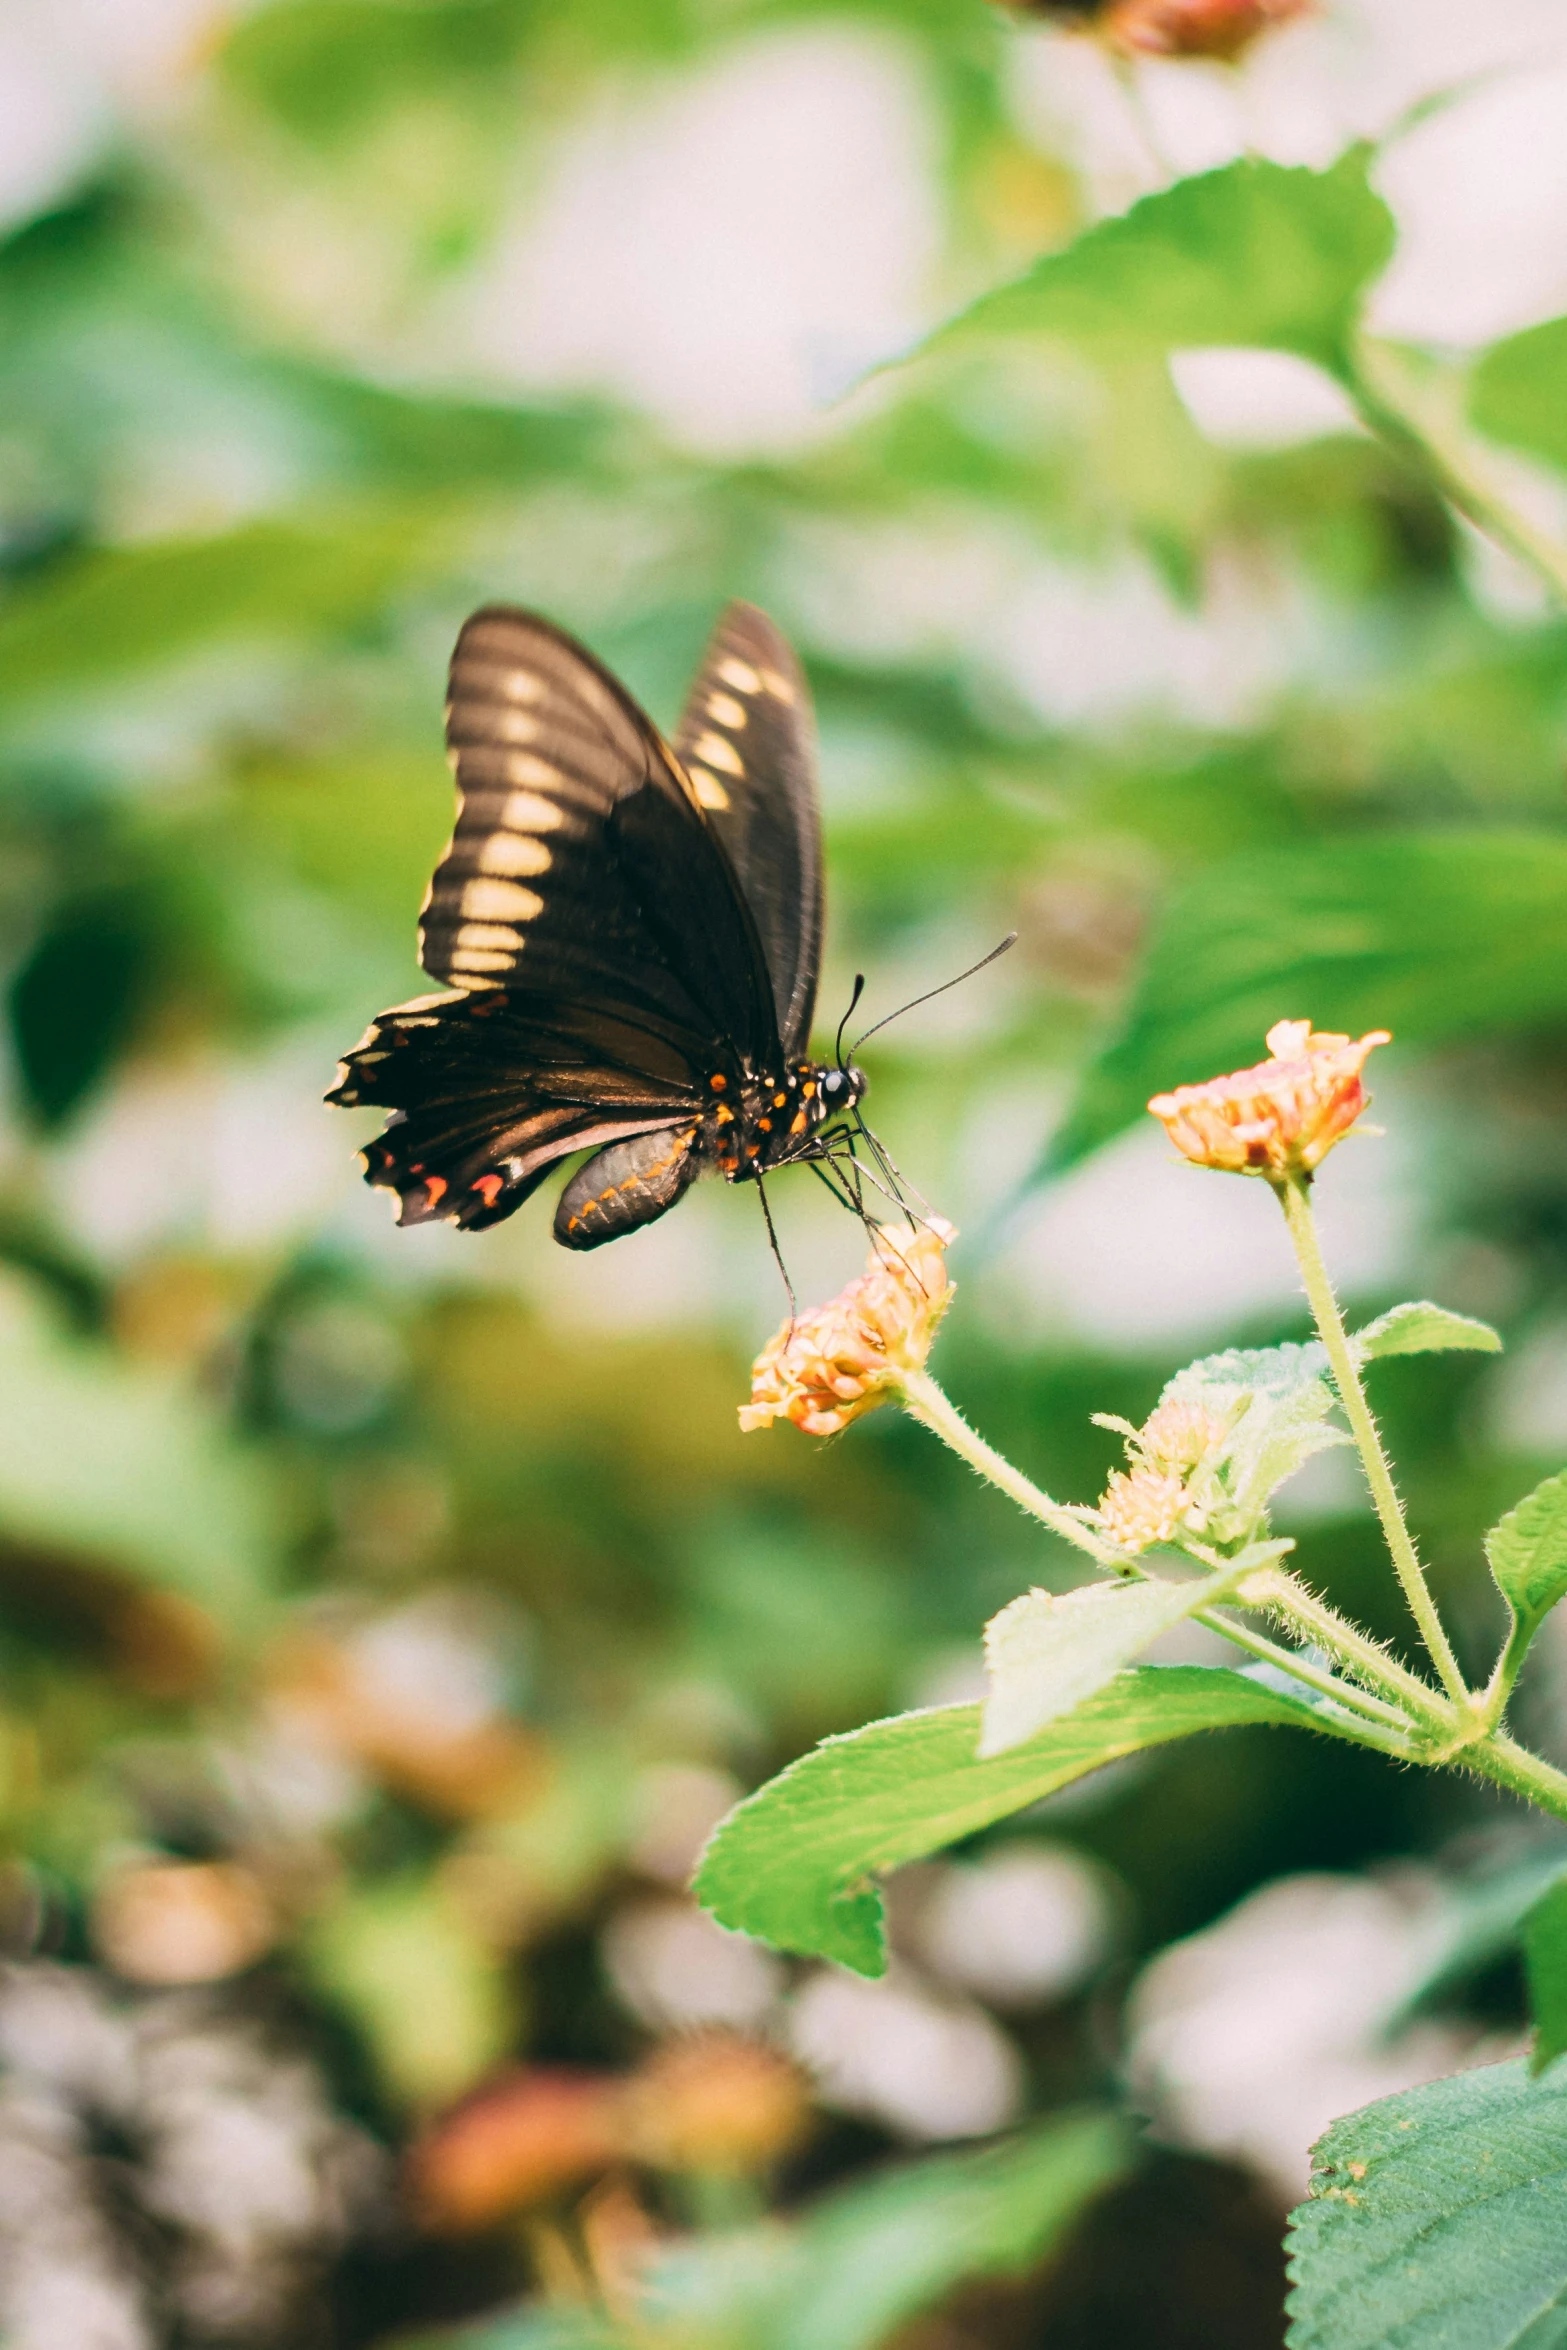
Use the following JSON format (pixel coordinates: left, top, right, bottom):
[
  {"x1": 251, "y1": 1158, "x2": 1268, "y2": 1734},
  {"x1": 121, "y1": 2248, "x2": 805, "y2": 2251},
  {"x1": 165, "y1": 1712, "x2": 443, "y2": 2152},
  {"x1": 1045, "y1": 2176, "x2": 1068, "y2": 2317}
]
[
  {"x1": 899, "y1": 1370, "x2": 1117, "y2": 1566},
  {"x1": 1190, "y1": 1603, "x2": 1418, "y2": 1743},
  {"x1": 1246, "y1": 1567, "x2": 1453, "y2": 1731},
  {"x1": 901, "y1": 1372, "x2": 1427, "y2": 1740},
  {"x1": 1465, "y1": 1730, "x2": 1567, "y2": 1826},
  {"x1": 1277, "y1": 1174, "x2": 1471, "y2": 1706}
]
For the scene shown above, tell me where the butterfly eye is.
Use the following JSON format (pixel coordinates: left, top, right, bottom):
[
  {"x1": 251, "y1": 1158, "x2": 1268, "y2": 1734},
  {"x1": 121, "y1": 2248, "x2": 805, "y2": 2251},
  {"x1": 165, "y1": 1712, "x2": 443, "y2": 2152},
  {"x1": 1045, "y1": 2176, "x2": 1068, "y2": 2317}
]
[{"x1": 821, "y1": 1070, "x2": 845, "y2": 1097}]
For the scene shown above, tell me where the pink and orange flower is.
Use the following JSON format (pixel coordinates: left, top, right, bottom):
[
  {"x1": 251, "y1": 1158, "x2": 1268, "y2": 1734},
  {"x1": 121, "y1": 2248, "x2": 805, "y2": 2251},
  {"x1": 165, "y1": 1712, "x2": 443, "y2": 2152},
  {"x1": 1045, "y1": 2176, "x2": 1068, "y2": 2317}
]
[{"x1": 1147, "y1": 1019, "x2": 1389, "y2": 1182}]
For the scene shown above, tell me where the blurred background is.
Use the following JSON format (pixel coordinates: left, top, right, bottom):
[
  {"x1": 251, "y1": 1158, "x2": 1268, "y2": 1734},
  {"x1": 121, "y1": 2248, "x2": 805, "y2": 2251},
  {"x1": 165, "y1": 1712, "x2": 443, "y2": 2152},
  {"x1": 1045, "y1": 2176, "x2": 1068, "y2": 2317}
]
[{"x1": 4, "y1": 0, "x2": 1567, "y2": 2343}]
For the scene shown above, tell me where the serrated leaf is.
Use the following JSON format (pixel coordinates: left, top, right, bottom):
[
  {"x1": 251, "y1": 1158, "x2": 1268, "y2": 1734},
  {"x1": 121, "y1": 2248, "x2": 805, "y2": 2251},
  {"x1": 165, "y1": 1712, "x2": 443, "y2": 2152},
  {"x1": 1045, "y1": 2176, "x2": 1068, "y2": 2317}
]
[
  {"x1": 1524, "y1": 1876, "x2": 1567, "y2": 2077},
  {"x1": 905, "y1": 150, "x2": 1392, "y2": 375},
  {"x1": 980, "y1": 1571, "x2": 1234, "y2": 1756},
  {"x1": 1354, "y1": 1302, "x2": 1502, "y2": 1362},
  {"x1": 1471, "y1": 316, "x2": 1567, "y2": 474},
  {"x1": 695, "y1": 1669, "x2": 1329, "y2": 1976},
  {"x1": 1041, "y1": 831, "x2": 1567, "y2": 1176},
  {"x1": 1485, "y1": 1472, "x2": 1567, "y2": 1645},
  {"x1": 1286, "y1": 2059, "x2": 1567, "y2": 2350}
]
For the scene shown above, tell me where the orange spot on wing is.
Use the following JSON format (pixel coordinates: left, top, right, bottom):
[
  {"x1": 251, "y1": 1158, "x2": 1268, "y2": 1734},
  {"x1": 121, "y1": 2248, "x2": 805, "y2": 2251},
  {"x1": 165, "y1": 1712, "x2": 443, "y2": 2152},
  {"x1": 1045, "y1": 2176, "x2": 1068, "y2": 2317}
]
[
  {"x1": 424, "y1": 1176, "x2": 448, "y2": 1206},
  {"x1": 473, "y1": 1173, "x2": 504, "y2": 1208}
]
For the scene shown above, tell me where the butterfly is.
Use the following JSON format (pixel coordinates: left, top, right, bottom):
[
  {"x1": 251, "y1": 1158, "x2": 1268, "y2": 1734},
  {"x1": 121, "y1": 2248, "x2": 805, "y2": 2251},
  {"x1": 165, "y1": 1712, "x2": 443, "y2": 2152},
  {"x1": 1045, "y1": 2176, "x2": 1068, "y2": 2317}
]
[{"x1": 327, "y1": 601, "x2": 884, "y2": 1251}]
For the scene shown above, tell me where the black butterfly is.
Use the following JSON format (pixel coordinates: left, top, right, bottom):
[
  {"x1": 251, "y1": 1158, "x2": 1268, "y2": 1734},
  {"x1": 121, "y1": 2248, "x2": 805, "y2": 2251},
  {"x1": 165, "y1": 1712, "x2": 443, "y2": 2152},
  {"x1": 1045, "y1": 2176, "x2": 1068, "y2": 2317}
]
[{"x1": 327, "y1": 601, "x2": 879, "y2": 1249}]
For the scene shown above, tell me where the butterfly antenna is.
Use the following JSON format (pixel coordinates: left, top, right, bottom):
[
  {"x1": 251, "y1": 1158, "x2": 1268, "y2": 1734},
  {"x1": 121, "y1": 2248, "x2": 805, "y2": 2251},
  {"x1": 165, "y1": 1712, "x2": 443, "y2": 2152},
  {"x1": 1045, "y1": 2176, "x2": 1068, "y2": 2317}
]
[
  {"x1": 849, "y1": 932, "x2": 1017, "y2": 1057},
  {"x1": 754, "y1": 1172, "x2": 796, "y2": 1316},
  {"x1": 835, "y1": 974, "x2": 866, "y2": 1071}
]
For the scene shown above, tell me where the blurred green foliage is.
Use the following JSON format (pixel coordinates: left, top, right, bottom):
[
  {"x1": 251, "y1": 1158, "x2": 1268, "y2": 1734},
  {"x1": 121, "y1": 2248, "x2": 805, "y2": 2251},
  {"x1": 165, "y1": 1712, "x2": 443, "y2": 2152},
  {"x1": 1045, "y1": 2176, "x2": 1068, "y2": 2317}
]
[{"x1": 5, "y1": 1, "x2": 1567, "y2": 2345}]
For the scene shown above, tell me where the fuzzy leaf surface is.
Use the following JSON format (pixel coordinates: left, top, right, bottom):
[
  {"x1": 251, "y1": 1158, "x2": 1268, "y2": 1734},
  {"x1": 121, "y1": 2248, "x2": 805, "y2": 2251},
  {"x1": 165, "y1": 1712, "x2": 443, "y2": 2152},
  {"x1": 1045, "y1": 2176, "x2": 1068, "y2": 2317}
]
[
  {"x1": 696, "y1": 1669, "x2": 1328, "y2": 1975},
  {"x1": 980, "y1": 1572, "x2": 1234, "y2": 1756},
  {"x1": 1354, "y1": 1302, "x2": 1502, "y2": 1362},
  {"x1": 1486, "y1": 1472, "x2": 1567, "y2": 1646},
  {"x1": 1286, "y1": 2059, "x2": 1567, "y2": 2350},
  {"x1": 1471, "y1": 316, "x2": 1567, "y2": 474}
]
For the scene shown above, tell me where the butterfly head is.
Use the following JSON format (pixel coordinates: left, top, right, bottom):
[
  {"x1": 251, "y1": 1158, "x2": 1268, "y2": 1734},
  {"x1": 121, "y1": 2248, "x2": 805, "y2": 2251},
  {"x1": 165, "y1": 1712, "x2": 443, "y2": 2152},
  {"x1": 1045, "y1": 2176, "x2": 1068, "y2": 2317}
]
[{"x1": 819, "y1": 1064, "x2": 866, "y2": 1111}]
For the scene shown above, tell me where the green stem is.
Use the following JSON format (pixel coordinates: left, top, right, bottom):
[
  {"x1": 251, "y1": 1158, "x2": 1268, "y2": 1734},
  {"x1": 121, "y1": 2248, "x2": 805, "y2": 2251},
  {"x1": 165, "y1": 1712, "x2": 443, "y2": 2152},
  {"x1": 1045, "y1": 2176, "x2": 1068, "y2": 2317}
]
[
  {"x1": 1465, "y1": 1730, "x2": 1567, "y2": 1826},
  {"x1": 1251, "y1": 1566, "x2": 1453, "y2": 1730},
  {"x1": 1277, "y1": 1174, "x2": 1471, "y2": 1707},
  {"x1": 1190, "y1": 1602, "x2": 1417, "y2": 1743},
  {"x1": 901, "y1": 1371, "x2": 1423, "y2": 1738},
  {"x1": 1341, "y1": 332, "x2": 1567, "y2": 610},
  {"x1": 899, "y1": 1370, "x2": 1116, "y2": 1566}
]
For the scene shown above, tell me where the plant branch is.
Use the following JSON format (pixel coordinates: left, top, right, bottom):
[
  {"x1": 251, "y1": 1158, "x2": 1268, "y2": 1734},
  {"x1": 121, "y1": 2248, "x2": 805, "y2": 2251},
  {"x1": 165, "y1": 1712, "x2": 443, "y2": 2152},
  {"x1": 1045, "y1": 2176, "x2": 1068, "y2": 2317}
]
[
  {"x1": 1464, "y1": 1729, "x2": 1567, "y2": 1827},
  {"x1": 899, "y1": 1370, "x2": 1120, "y2": 1567},
  {"x1": 1277, "y1": 1175, "x2": 1471, "y2": 1706}
]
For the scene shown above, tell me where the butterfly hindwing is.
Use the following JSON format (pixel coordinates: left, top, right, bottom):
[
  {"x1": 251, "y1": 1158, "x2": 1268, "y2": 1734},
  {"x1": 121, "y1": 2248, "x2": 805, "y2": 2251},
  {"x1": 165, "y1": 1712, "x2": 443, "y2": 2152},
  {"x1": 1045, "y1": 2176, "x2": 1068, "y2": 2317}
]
[
  {"x1": 327, "y1": 990, "x2": 701, "y2": 1230},
  {"x1": 425, "y1": 607, "x2": 779, "y2": 1067},
  {"x1": 672, "y1": 602, "x2": 824, "y2": 1059}
]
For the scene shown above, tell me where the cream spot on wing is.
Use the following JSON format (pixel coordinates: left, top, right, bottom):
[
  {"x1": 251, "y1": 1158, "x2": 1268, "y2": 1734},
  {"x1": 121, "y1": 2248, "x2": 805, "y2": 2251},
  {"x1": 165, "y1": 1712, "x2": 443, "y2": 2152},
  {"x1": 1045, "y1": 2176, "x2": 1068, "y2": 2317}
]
[
  {"x1": 462, "y1": 877, "x2": 545, "y2": 922},
  {"x1": 501, "y1": 752, "x2": 565, "y2": 789},
  {"x1": 480, "y1": 708, "x2": 540, "y2": 746},
  {"x1": 500, "y1": 788, "x2": 564, "y2": 831},
  {"x1": 759, "y1": 666, "x2": 795, "y2": 703},
  {"x1": 480, "y1": 831, "x2": 551, "y2": 877},
  {"x1": 690, "y1": 731, "x2": 744, "y2": 777},
  {"x1": 500, "y1": 668, "x2": 545, "y2": 702},
  {"x1": 707, "y1": 691, "x2": 747, "y2": 728},
  {"x1": 689, "y1": 768, "x2": 732, "y2": 811},
  {"x1": 457, "y1": 921, "x2": 523, "y2": 952},
  {"x1": 717, "y1": 657, "x2": 761, "y2": 693},
  {"x1": 450, "y1": 950, "x2": 512, "y2": 977}
]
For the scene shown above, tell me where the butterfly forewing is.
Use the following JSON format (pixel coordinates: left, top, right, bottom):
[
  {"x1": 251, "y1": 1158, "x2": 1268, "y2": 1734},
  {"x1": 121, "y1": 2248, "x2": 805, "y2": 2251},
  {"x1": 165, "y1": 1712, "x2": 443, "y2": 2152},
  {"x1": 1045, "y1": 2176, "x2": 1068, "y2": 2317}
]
[
  {"x1": 425, "y1": 608, "x2": 778, "y2": 1066},
  {"x1": 672, "y1": 603, "x2": 823, "y2": 1059}
]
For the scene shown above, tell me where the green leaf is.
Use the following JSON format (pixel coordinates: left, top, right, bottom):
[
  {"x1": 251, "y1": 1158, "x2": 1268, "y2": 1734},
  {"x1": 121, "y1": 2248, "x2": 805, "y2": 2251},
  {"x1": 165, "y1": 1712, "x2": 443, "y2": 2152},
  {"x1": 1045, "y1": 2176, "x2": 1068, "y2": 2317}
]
[
  {"x1": 1485, "y1": 1472, "x2": 1567, "y2": 1649},
  {"x1": 1354, "y1": 1303, "x2": 1503, "y2": 1363},
  {"x1": 1471, "y1": 316, "x2": 1567, "y2": 474},
  {"x1": 1524, "y1": 1875, "x2": 1567, "y2": 2076},
  {"x1": 1286, "y1": 2058, "x2": 1567, "y2": 2350},
  {"x1": 695, "y1": 1669, "x2": 1328, "y2": 1976},
  {"x1": 905, "y1": 150, "x2": 1392, "y2": 375},
  {"x1": 980, "y1": 1571, "x2": 1234, "y2": 1757},
  {"x1": 1043, "y1": 830, "x2": 1567, "y2": 1175}
]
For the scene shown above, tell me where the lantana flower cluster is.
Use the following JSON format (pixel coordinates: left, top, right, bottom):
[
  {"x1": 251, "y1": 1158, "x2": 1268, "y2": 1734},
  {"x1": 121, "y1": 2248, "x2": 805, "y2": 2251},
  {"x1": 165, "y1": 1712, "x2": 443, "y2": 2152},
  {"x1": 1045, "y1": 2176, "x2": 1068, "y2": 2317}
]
[
  {"x1": 1092, "y1": 1396, "x2": 1240, "y2": 1557},
  {"x1": 1148, "y1": 1019, "x2": 1389, "y2": 1182},
  {"x1": 740, "y1": 1219, "x2": 956, "y2": 1436}
]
